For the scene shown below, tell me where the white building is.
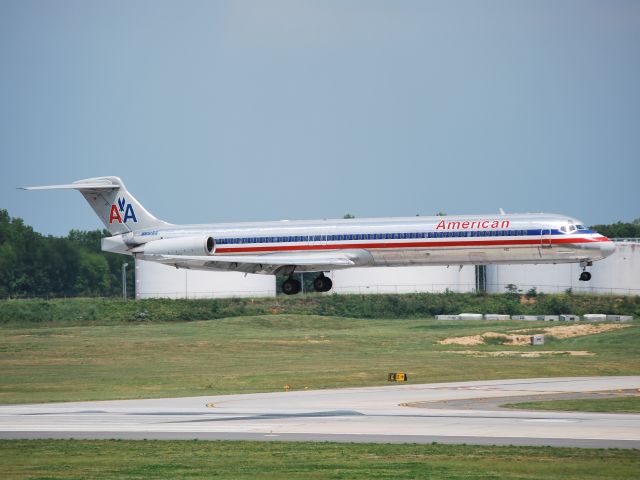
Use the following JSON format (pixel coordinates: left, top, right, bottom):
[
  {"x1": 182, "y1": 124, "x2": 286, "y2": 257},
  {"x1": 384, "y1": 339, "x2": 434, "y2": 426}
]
[
  {"x1": 330, "y1": 265, "x2": 476, "y2": 294},
  {"x1": 135, "y1": 259, "x2": 276, "y2": 299}
]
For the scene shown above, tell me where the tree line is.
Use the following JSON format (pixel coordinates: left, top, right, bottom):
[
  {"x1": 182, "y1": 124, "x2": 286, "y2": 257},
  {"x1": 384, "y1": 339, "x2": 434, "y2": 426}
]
[
  {"x1": 591, "y1": 219, "x2": 640, "y2": 239},
  {"x1": 0, "y1": 209, "x2": 132, "y2": 298},
  {"x1": 0, "y1": 209, "x2": 637, "y2": 298}
]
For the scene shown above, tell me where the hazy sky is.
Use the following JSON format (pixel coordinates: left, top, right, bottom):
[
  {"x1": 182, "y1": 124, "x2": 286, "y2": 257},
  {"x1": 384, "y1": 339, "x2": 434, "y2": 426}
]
[{"x1": 1, "y1": 0, "x2": 638, "y2": 236}]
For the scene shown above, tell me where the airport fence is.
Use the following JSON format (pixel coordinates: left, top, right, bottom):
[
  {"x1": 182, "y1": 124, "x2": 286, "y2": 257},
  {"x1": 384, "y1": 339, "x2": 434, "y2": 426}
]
[
  {"x1": 1, "y1": 282, "x2": 639, "y2": 300},
  {"x1": 329, "y1": 283, "x2": 640, "y2": 297}
]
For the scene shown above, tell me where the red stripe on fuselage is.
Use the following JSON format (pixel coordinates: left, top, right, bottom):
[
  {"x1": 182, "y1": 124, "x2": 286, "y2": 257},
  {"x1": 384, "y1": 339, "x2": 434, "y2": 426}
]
[{"x1": 214, "y1": 236, "x2": 610, "y2": 254}]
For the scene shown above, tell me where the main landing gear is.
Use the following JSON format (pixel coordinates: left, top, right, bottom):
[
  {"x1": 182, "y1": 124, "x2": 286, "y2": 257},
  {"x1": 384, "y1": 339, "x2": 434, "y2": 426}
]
[
  {"x1": 282, "y1": 273, "x2": 333, "y2": 295},
  {"x1": 579, "y1": 261, "x2": 592, "y2": 282},
  {"x1": 282, "y1": 277, "x2": 301, "y2": 295},
  {"x1": 313, "y1": 273, "x2": 333, "y2": 293}
]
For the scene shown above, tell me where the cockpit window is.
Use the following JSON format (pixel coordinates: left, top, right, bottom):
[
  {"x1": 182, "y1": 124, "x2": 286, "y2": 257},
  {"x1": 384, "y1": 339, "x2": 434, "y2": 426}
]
[
  {"x1": 560, "y1": 226, "x2": 567, "y2": 233},
  {"x1": 576, "y1": 224, "x2": 585, "y2": 229}
]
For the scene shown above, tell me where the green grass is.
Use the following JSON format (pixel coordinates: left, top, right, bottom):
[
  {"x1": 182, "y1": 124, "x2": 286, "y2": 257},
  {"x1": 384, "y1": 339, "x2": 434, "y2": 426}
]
[
  {"x1": 1, "y1": 440, "x2": 639, "y2": 480},
  {"x1": 504, "y1": 396, "x2": 640, "y2": 413},
  {"x1": 1, "y1": 315, "x2": 638, "y2": 404}
]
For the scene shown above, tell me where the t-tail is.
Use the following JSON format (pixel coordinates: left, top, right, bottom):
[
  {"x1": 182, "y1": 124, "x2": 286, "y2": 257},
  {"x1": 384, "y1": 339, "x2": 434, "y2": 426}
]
[{"x1": 21, "y1": 176, "x2": 169, "y2": 235}]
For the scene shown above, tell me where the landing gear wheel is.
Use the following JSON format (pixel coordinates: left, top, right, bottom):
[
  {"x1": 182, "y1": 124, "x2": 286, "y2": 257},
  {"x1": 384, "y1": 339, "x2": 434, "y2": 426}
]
[
  {"x1": 313, "y1": 274, "x2": 333, "y2": 292},
  {"x1": 579, "y1": 271, "x2": 592, "y2": 282},
  {"x1": 282, "y1": 278, "x2": 301, "y2": 295}
]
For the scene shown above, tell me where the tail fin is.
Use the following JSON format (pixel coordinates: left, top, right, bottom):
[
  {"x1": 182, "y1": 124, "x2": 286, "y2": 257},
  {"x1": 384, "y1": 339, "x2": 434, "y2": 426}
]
[{"x1": 21, "y1": 176, "x2": 169, "y2": 235}]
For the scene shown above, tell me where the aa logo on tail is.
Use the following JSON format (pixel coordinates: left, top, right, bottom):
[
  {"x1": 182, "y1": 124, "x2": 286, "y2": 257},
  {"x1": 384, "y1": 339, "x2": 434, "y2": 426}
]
[{"x1": 109, "y1": 197, "x2": 137, "y2": 224}]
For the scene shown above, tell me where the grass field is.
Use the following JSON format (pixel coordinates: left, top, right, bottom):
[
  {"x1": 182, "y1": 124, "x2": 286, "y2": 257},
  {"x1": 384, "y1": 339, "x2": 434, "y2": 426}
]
[
  {"x1": 0, "y1": 314, "x2": 638, "y2": 404},
  {"x1": 1, "y1": 440, "x2": 639, "y2": 480},
  {"x1": 505, "y1": 396, "x2": 640, "y2": 413}
]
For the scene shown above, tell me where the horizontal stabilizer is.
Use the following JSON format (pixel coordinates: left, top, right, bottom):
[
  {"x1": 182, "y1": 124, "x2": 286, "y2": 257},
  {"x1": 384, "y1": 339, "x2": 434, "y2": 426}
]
[{"x1": 20, "y1": 178, "x2": 119, "y2": 191}]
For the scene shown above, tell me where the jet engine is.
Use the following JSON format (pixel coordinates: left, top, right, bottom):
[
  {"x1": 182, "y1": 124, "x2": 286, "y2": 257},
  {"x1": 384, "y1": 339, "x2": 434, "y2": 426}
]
[{"x1": 137, "y1": 236, "x2": 215, "y2": 256}]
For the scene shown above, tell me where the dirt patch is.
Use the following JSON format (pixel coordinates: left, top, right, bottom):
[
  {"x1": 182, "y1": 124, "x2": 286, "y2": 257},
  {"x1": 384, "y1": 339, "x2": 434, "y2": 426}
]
[
  {"x1": 271, "y1": 336, "x2": 330, "y2": 346},
  {"x1": 541, "y1": 324, "x2": 628, "y2": 339},
  {"x1": 443, "y1": 350, "x2": 595, "y2": 358},
  {"x1": 439, "y1": 323, "x2": 630, "y2": 346},
  {"x1": 438, "y1": 335, "x2": 485, "y2": 346}
]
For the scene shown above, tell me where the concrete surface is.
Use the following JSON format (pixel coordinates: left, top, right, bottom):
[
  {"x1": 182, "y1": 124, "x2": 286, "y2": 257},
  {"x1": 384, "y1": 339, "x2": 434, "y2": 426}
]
[{"x1": 1, "y1": 376, "x2": 639, "y2": 448}]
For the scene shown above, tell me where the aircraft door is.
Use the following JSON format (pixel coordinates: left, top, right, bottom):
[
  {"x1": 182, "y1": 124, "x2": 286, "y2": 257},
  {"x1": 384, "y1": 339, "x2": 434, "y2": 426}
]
[{"x1": 540, "y1": 227, "x2": 552, "y2": 248}]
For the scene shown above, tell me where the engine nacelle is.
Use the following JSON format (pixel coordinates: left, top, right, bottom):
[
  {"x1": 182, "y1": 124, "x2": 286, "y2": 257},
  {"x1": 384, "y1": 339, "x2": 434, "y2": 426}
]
[{"x1": 139, "y1": 236, "x2": 215, "y2": 256}]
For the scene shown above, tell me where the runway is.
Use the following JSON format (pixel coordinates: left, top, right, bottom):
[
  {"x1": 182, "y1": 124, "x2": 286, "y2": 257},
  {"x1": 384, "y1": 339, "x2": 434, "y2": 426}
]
[{"x1": 1, "y1": 376, "x2": 639, "y2": 448}]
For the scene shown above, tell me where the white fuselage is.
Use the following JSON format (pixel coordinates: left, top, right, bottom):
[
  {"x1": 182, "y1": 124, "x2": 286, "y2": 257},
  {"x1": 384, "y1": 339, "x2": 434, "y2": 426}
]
[
  {"x1": 130, "y1": 212, "x2": 615, "y2": 272},
  {"x1": 24, "y1": 177, "x2": 615, "y2": 292}
]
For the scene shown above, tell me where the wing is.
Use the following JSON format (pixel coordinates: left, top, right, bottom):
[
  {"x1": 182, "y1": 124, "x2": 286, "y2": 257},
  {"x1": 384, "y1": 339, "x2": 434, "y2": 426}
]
[{"x1": 146, "y1": 249, "x2": 374, "y2": 275}]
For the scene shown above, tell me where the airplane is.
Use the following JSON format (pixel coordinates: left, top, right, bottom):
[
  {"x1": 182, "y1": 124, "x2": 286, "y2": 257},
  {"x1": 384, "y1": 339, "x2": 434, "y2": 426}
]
[{"x1": 22, "y1": 176, "x2": 616, "y2": 295}]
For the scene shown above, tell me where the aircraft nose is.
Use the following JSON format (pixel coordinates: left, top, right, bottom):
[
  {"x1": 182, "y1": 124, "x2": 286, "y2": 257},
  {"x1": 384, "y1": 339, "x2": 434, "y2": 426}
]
[{"x1": 599, "y1": 239, "x2": 616, "y2": 258}]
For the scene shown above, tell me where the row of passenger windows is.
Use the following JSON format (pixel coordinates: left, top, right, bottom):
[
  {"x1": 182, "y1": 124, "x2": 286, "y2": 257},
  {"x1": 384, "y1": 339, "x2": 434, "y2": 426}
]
[{"x1": 216, "y1": 230, "x2": 533, "y2": 245}]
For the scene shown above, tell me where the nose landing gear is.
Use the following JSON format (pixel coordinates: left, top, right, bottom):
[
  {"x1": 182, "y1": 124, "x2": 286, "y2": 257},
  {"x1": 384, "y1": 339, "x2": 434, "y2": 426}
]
[{"x1": 579, "y1": 261, "x2": 592, "y2": 282}]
